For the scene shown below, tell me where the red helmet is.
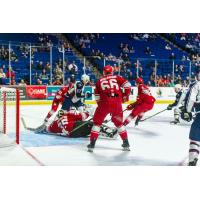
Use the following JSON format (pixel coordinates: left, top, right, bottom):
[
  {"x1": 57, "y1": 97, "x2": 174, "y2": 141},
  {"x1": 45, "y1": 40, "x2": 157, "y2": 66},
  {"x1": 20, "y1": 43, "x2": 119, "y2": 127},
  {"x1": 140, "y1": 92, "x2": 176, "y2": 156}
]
[
  {"x1": 103, "y1": 65, "x2": 113, "y2": 75},
  {"x1": 136, "y1": 77, "x2": 144, "y2": 84}
]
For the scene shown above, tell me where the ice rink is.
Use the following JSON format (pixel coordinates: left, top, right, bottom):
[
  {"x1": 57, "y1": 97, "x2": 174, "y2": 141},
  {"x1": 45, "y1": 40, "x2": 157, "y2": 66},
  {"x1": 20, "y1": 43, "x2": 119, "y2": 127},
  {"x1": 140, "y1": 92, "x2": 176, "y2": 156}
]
[{"x1": 0, "y1": 103, "x2": 196, "y2": 166}]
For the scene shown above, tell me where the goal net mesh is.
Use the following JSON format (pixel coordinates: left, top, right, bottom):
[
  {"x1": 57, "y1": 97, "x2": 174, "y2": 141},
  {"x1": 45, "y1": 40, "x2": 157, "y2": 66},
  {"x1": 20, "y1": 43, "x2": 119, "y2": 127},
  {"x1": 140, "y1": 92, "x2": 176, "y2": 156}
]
[{"x1": 0, "y1": 87, "x2": 19, "y2": 147}]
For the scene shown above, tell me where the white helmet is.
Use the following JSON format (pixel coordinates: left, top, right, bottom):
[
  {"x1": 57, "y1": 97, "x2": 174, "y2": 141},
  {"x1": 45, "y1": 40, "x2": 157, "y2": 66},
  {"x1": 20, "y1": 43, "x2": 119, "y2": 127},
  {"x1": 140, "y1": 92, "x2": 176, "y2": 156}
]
[
  {"x1": 81, "y1": 74, "x2": 90, "y2": 84},
  {"x1": 174, "y1": 84, "x2": 182, "y2": 93}
]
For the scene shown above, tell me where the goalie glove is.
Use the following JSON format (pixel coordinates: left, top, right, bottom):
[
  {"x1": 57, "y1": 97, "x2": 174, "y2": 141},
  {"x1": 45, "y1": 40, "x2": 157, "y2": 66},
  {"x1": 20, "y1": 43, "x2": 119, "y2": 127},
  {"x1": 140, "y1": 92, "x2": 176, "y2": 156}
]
[
  {"x1": 181, "y1": 110, "x2": 192, "y2": 122},
  {"x1": 127, "y1": 102, "x2": 136, "y2": 110}
]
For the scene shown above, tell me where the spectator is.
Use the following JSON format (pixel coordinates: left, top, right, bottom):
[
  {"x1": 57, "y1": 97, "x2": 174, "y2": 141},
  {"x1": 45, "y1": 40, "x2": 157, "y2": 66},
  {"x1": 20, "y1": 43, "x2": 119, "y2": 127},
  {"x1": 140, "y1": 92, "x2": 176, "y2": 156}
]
[
  {"x1": 18, "y1": 79, "x2": 27, "y2": 86},
  {"x1": 165, "y1": 44, "x2": 172, "y2": 50},
  {"x1": 37, "y1": 61, "x2": 44, "y2": 70},
  {"x1": 40, "y1": 69, "x2": 49, "y2": 79},
  {"x1": 169, "y1": 52, "x2": 176, "y2": 60},
  {"x1": 53, "y1": 77, "x2": 62, "y2": 85},
  {"x1": 144, "y1": 46, "x2": 151, "y2": 55},
  {"x1": 175, "y1": 64, "x2": 179, "y2": 73},
  {"x1": 36, "y1": 78, "x2": 42, "y2": 85},
  {"x1": 6, "y1": 66, "x2": 15, "y2": 80},
  {"x1": 68, "y1": 61, "x2": 78, "y2": 74},
  {"x1": 0, "y1": 68, "x2": 6, "y2": 84},
  {"x1": 54, "y1": 65, "x2": 63, "y2": 80},
  {"x1": 45, "y1": 62, "x2": 51, "y2": 71},
  {"x1": 175, "y1": 75, "x2": 182, "y2": 84},
  {"x1": 129, "y1": 47, "x2": 135, "y2": 53}
]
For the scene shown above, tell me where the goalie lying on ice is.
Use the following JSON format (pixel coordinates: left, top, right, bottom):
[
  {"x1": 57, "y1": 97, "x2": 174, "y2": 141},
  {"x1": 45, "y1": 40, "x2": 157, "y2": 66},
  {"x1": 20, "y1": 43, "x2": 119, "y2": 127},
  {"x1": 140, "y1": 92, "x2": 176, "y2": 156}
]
[{"x1": 35, "y1": 109, "x2": 118, "y2": 139}]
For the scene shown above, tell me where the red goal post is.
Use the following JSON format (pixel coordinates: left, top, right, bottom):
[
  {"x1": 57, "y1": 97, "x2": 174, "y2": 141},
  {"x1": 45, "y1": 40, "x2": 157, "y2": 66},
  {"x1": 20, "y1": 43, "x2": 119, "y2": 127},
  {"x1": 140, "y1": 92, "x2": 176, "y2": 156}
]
[{"x1": 0, "y1": 87, "x2": 20, "y2": 147}]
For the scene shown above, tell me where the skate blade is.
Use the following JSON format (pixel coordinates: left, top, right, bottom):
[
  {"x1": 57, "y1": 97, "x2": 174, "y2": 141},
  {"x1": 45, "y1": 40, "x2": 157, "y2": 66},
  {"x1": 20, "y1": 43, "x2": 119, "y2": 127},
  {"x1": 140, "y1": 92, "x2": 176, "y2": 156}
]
[
  {"x1": 87, "y1": 148, "x2": 94, "y2": 153},
  {"x1": 122, "y1": 147, "x2": 130, "y2": 151}
]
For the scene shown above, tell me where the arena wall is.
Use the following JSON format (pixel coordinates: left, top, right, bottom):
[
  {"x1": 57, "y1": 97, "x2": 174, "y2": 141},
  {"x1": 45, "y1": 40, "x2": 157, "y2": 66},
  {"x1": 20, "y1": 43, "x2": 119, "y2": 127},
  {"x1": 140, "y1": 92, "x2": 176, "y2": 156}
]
[{"x1": 3, "y1": 85, "x2": 176, "y2": 105}]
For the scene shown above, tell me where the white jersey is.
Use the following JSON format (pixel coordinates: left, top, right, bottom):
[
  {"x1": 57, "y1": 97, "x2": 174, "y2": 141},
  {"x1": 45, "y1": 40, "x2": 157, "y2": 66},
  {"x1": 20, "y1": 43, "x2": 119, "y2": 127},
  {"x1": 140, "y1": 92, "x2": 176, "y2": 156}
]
[
  {"x1": 176, "y1": 88, "x2": 188, "y2": 107},
  {"x1": 185, "y1": 81, "x2": 200, "y2": 112}
]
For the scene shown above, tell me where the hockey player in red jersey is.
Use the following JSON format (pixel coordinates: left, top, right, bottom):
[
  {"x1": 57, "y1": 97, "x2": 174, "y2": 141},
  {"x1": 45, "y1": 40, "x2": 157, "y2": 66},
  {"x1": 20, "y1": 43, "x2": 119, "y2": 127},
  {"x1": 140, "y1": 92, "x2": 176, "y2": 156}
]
[
  {"x1": 35, "y1": 108, "x2": 118, "y2": 139},
  {"x1": 47, "y1": 109, "x2": 91, "y2": 137},
  {"x1": 87, "y1": 65, "x2": 131, "y2": 152},
  {"x1": 123, "y1": 77, "x2": 155, "y2": 126},
  {"x1": 43, "y1": 82, "x2": 74, "y2": 125}
]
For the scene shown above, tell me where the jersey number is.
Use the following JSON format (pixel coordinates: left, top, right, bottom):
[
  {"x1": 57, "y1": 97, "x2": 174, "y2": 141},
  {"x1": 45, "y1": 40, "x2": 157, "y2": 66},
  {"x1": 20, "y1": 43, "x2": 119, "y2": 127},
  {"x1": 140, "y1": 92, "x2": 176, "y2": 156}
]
[{"x1": 100, "y1": 79, "x2": 119, "y2": 90}]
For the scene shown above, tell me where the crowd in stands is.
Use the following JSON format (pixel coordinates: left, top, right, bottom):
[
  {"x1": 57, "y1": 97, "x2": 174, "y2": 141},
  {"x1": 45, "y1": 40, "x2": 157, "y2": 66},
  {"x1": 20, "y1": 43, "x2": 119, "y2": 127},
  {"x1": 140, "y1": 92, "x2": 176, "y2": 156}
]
[{"x1": 1, "y1": 33, "x2": 200, "y2": 88}]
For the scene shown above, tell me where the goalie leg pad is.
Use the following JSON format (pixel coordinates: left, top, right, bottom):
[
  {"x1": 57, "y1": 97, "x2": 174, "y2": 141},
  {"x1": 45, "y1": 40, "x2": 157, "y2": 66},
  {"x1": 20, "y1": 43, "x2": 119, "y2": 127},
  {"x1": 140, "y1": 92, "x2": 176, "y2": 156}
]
[{"x1": 69, "y1": 121, "x2": 93, "y2": 138}]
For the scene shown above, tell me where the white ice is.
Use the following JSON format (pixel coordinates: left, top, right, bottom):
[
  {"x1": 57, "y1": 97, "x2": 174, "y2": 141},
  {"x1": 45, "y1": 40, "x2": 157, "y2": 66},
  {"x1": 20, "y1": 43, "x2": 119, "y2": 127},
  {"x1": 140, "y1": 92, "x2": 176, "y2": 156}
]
[{"x1": 0, "y1": 103, "x2": 196, "y2": 166}]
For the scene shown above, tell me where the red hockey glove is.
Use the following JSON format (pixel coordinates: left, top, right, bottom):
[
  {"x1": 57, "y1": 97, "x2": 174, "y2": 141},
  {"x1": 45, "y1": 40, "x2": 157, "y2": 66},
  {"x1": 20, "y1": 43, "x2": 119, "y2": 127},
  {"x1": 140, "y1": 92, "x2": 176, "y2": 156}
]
[
  {"x1": 126, "y1": 102, "x2": 136, "y2": 110},
  {"x1": 122, "y1": 95, "x2": 129, "y2": 103}
]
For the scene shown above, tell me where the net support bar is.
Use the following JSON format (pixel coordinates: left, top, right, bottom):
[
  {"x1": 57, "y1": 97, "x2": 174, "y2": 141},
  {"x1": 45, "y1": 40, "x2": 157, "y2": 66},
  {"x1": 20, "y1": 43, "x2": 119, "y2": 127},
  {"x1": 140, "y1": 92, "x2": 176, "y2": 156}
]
[{"x1": 16, "y1": 89, "x2": 20, "y2": 144}]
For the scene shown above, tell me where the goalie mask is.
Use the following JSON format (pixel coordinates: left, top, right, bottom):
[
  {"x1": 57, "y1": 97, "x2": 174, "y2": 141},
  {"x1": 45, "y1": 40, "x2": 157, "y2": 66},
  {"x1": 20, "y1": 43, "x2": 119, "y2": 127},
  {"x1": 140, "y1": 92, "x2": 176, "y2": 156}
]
[{"x1": 57, "y1": 110, "x2": 65, "y2": 118}]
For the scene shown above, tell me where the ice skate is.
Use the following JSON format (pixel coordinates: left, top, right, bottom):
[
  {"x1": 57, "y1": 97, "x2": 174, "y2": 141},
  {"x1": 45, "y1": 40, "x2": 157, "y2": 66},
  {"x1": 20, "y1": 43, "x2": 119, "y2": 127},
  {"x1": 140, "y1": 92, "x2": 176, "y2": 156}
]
[
  {"x1": 122, "y1": 139, "x2": 130, "y2": 151},
  {"x1": 135, "y1": 117, "x2": 140, "y2": 126},
  {"x1": 188, "y1": 158, "x2": 198, "y2": 166},
  {"x1": 170, "y1": 119, "x2": 180, "y2": 125},
  {"x1": 87, "y1": 139, "x2": 96, "y2": 152}
]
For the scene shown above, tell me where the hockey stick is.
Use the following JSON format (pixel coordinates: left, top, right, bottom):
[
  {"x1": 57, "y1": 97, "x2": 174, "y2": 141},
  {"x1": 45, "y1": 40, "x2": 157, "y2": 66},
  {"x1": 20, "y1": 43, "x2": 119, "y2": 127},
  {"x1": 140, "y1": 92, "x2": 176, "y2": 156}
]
[
  {"x1": 140, "y1": 109, "x2": 167, "y2": 122},
  {"x1": 21, "y1": 117, "x2": 45, "y2": 132},
  {"x1": 69, "y1": 117, "x2": 93, "y2": 133},
  {"x1": 104, "y1": 109, "x2": 128, "y2": 124}
]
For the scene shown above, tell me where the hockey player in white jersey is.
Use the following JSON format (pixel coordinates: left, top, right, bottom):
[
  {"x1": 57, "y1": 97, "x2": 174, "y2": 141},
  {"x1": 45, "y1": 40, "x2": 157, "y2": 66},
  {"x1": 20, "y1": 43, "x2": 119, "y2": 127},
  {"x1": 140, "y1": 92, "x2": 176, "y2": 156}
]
[
  {"x1": 167, "y1": 84, "x2": 188, "y2": 124},
  {"x1": 181, "y1": 73, "x2": 200, "y2": 166}
]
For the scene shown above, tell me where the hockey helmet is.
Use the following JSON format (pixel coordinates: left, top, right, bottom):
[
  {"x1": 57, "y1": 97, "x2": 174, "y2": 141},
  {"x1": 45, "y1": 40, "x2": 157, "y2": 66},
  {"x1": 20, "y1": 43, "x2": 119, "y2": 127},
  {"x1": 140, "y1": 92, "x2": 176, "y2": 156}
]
[
  {"x1": 103, "y1": 65, "x2": 113, "y2": 75},
  {"x1": 81, "y1": 74, "x2": 90, "y2": 84},
  {"x1": 57, "y1": 109, "x2": 65, "y2": 118},
  {"x1": 70, "y1": 75, "x2": 76, "y2": 83},
  {"x1": 136, "y1": 77, "x2": 144, "y2": 84},
  {"x1": 174, "y1": 84, "x2": 182, "y2": 93}
]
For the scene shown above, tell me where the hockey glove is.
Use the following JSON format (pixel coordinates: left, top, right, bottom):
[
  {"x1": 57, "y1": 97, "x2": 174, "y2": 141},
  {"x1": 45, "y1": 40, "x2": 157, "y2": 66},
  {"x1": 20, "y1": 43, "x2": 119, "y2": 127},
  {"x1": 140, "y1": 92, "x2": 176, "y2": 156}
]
[
  {"x1": 122, "y1": 95, "x2": 129, "y2": 103},
  {"x1": 127, "y1": 102, "x2": 136, "y2": 110},
  {"x1": 167, "y1": 104, "x2": 173, "y2": 110},
  {"x1": 181, "y1": 110, "x2": 192, "y2": 122}
]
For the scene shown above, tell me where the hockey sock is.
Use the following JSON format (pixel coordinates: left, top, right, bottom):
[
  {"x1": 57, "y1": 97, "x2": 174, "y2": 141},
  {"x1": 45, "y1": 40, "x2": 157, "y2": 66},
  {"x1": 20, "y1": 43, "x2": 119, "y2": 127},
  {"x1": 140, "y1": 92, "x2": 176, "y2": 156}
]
[
  {"x1": 189, "y1": 140, "x2": 200, "y2": 162},
  {"x1": 90, "y1": 125, "x2": 100, "y2": 141},
  {"x1": 45, "y1": 110, "x2": 55, "y2": 121},
  {"x1": 123, "y1": 114, "x2": 135, "y2": 126},
  {"x1": 117, "y1": 125, "x2": 128, "y2": 140}
]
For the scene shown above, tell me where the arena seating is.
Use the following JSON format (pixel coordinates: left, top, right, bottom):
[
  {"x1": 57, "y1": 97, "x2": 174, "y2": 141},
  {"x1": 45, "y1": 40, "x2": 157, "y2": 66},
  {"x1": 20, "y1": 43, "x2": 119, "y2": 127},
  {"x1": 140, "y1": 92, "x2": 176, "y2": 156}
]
[
  {"x1": 0, "y1": 34, "x2": 91, "y2": 85},
  {"x1": 66, "y1": 33, "x2": 191, "y2": 85}
]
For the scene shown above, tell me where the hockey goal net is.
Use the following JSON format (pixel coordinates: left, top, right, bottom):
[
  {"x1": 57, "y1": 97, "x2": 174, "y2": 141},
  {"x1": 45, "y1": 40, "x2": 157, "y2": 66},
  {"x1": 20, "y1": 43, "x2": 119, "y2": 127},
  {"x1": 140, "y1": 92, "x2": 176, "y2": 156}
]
[{"x1": 0, "y1": 87, "x2": 20, "y2": 147}]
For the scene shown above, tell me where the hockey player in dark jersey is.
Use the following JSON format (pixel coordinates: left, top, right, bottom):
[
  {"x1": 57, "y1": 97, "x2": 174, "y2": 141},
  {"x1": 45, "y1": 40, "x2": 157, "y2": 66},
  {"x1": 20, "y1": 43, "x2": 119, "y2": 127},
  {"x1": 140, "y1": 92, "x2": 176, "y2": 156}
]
[
  {"x1": 167, "y1": 84, "x2": 187, "y2": 124},
  {"x1": 181, "y1": 73, "x2": 200, "y2": 166},
  {"x1": 61, "y1": 74, "x2": 92, "y2": 112}
]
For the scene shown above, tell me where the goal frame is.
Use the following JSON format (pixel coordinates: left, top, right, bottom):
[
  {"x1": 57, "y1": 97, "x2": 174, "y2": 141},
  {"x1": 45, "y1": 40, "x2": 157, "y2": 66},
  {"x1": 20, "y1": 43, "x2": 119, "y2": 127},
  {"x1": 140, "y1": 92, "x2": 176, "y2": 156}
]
[{"x1": 1, "y1": 87, "x2": 20, "y2": 144}]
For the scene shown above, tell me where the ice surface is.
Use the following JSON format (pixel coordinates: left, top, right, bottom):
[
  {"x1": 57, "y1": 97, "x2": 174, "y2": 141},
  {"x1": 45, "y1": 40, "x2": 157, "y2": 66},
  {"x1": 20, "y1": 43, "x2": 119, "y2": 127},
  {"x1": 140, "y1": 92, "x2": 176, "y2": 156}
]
[{"x1": 4, "y1": 103, "x2": 192, "y2": 166}]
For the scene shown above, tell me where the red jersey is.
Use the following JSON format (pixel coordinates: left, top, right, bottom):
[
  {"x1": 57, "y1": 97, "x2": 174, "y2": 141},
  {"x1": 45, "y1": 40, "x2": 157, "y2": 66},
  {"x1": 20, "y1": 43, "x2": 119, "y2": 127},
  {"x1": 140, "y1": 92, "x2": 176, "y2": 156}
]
[
  {"x1": 47, "y1": 111, "x2": 89, "y2": 136},
  {"x1": 95, "y1": 75, "x2": 131, "y2": 103},
  {"x1": 54, "y1": 83, "x2": 74, "y2": 103},
  {"x1": 136, "y1": 84, "x2": 155, "y2": 104}
]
